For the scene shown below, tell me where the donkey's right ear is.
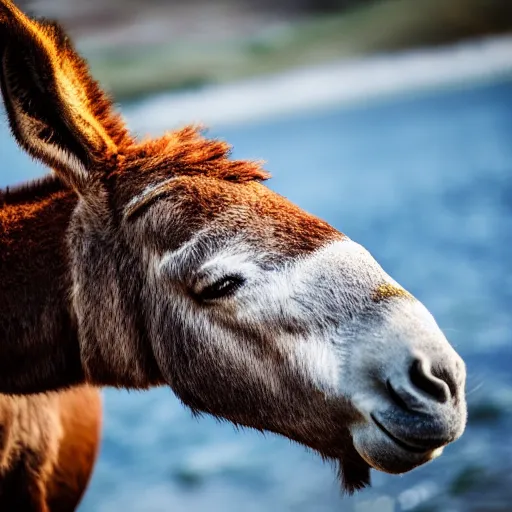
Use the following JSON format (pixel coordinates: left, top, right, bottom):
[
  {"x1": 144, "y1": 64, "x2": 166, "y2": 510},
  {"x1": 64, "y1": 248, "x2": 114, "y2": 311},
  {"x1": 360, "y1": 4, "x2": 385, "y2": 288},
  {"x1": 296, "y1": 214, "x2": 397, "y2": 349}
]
[{"x1": 0, "y1": 0, "x2": 133, "y2": 193}]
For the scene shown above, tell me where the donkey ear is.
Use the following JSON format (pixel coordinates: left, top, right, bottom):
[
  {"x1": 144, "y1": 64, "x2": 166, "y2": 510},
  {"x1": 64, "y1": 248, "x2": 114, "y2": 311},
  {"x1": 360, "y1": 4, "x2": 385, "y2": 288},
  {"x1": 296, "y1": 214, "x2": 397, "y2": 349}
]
[{"x1": 0, "y1": 0, "x2": 132, "y2": 192}]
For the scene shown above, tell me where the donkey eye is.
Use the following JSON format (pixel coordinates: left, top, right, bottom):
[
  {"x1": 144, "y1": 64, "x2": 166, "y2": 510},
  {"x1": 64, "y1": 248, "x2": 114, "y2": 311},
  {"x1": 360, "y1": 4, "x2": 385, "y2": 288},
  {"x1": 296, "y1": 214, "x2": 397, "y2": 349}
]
[{"x1": 196, "y1": 275, "x2": 245, "y2": 301}]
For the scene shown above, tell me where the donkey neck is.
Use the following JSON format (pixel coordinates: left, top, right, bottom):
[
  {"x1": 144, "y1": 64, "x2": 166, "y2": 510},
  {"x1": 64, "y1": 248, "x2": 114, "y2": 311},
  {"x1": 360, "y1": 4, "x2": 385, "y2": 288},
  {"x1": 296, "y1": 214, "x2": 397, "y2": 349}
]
[{"x1": 0, "y1": 176, "x2": 85, "y2": 393}]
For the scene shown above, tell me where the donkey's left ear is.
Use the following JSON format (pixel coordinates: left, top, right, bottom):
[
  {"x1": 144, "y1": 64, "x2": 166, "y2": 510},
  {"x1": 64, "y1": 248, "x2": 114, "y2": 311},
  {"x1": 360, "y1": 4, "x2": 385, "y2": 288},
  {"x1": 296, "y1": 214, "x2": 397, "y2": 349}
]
[{"x1": 0, "y1": 0, "x2": 132, "y2": 193}]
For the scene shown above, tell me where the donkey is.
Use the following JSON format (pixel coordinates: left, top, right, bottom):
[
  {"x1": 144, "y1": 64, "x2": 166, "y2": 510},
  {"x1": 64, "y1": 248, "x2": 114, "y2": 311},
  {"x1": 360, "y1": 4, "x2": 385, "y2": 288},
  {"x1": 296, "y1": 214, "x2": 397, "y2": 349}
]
[{"x1": 0, "y1": 0, "x2": 467, "y2": 495}]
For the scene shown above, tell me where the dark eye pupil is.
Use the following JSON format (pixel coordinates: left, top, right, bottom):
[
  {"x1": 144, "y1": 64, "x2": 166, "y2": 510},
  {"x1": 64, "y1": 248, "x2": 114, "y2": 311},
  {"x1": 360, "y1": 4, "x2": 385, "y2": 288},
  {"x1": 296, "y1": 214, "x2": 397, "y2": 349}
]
[{"x1": 197, "y1": 276, "x2": 245, "y2": 301}]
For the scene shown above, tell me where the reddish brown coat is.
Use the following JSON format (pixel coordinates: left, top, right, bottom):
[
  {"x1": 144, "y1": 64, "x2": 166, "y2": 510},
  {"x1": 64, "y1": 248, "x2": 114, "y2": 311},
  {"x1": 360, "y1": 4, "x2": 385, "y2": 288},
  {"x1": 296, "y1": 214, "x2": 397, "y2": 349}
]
[{"x1": 0, "y1": 387, "x2": 101, "y2": 512}]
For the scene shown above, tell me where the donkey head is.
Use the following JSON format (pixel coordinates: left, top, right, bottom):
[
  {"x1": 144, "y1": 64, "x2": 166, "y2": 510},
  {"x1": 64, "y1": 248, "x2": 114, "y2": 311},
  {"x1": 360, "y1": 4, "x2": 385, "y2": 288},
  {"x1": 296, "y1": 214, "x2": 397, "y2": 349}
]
[{"x1": 0, "y1": 0, "x2": 466, "y2": 491}]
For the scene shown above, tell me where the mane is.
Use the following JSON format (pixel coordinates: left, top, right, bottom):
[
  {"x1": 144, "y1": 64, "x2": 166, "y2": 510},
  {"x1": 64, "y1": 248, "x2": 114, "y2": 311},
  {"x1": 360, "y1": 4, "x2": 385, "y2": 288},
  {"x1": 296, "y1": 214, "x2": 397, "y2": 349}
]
[
  {"x1": 0, "y1": 127, "x2": 267, "y2": 209},
  {"x1": 120, "y1": 126, "x2": 271, "y2": 183},
  {"x1": 0, "y1": 175, "x2": 67, "y2": 206}
]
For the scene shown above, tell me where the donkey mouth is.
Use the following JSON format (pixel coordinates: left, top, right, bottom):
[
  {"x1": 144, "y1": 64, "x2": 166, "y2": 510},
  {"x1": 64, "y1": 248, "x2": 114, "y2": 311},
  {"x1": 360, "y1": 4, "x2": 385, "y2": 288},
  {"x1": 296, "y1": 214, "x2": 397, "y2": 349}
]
[{"x1": 370, "y1": 414, "x2": 434, "y2": 454}]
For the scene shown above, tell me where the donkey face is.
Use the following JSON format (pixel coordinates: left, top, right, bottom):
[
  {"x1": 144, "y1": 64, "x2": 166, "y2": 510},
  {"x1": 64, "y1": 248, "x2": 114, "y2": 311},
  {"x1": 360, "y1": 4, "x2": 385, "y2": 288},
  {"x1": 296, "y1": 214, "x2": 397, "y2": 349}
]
[
  {"x1": 116, "y1": 168, "x2": 466, "y2": 489},
  {"x1": 0, "y1": 0, "x2": 466, "y2": 492}
]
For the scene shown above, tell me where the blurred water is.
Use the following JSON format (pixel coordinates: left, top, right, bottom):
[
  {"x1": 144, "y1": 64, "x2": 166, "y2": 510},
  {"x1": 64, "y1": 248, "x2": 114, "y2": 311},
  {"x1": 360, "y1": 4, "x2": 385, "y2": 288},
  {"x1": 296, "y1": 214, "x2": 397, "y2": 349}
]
[{"x1": 1, "y1": 77, "x2": 512, "y2": 511}]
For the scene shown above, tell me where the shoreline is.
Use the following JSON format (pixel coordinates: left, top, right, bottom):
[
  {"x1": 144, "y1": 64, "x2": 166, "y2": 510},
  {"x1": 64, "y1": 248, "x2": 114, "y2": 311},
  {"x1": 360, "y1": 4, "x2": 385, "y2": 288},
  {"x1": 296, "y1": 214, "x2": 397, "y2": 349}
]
[{"x1": 125, "y1": 35, "x2": 512, "y2": 133}]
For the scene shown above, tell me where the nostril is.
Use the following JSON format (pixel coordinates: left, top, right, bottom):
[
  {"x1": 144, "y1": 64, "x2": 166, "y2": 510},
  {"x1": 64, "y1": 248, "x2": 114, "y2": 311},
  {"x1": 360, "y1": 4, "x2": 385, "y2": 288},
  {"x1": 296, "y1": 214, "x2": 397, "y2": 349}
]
[
  {"x1": 386, "y1": 379, "x2": 410, "y2": 411},
  {"x1": 431, "y1": 365, "x2": 458, "y2": 401},
  {"x1": 409, "y1": 359, "x2": 449, "y2": 404}
]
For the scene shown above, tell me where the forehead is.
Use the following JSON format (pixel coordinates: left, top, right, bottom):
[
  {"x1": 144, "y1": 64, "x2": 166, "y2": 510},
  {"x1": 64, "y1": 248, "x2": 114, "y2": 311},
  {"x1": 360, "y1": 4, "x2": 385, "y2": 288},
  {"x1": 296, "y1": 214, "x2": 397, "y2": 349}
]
[{"x1": 131, "y1": 175, "x2": 343, "y2": 258}]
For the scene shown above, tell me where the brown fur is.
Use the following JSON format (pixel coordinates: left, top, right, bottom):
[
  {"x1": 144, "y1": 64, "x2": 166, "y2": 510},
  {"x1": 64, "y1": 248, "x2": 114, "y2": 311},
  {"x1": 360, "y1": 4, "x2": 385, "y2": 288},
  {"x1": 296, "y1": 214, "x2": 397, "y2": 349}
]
[
  {"x1": 46, "y1": 387, "x2": 102, "y2": 512},
  {"x1": 0, "y1": 177, "x2": 102, "y2": 511},
  {"x1": 0, "y1": 178, "x2": 83, "y2": 393},
  {"x1": 0, "y1": 386, "x2": 101, "y2": 512}
]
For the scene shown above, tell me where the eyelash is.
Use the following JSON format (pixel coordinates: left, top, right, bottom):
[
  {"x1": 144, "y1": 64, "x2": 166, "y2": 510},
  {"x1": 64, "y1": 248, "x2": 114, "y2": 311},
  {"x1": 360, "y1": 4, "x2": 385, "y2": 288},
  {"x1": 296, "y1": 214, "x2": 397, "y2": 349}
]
[{"x1": 194, "y1": 275, "x2": 246, "y2": 301}]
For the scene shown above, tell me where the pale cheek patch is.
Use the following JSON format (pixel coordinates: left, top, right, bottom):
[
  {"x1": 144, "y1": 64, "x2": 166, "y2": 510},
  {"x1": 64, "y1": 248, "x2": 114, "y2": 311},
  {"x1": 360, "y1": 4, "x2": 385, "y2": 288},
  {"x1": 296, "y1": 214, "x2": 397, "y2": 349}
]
[
  {"x1": 288, "y1": 336, "x2": 341, "y2": 393},
  {"x1": 265, "y1": 239, "x2": 401, "y2": 395}
]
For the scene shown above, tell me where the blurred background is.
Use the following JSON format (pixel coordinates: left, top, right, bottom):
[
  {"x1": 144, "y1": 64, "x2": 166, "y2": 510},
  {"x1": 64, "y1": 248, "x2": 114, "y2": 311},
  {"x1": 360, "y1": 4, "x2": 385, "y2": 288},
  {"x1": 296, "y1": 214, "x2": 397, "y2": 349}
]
[{"x1": 2, "y1": 0, "x2": 512, "y2": 510}]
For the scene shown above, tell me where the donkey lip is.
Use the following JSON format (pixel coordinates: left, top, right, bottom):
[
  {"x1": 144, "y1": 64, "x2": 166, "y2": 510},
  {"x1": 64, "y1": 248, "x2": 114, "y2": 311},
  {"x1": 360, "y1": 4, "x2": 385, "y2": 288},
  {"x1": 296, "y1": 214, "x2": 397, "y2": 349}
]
[{"x1": 370, "y1": 414, "x2": 430, "y2": 454}]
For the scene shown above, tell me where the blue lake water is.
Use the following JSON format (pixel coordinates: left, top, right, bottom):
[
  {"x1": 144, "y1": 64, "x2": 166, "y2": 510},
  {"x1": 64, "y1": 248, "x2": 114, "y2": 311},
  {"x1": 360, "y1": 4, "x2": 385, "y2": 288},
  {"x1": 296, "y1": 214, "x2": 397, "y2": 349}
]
[{"x1": 1, "y1": 77, "x2": 512, "y2": 511}]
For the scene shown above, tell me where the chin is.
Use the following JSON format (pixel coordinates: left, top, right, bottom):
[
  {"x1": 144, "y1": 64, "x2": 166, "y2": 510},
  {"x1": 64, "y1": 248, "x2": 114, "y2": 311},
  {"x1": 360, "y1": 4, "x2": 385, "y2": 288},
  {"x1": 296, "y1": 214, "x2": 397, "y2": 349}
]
[{"x1": 350, "y1": 422, "x2": 444, "y2": 475}]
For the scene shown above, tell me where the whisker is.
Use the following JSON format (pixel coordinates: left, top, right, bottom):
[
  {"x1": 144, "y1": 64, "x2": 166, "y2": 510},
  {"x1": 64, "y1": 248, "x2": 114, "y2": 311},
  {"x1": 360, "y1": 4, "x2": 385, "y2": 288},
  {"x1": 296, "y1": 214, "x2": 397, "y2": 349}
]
[{"x1": 465, "y1": 381, "x2": 484, "y2": 396}]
